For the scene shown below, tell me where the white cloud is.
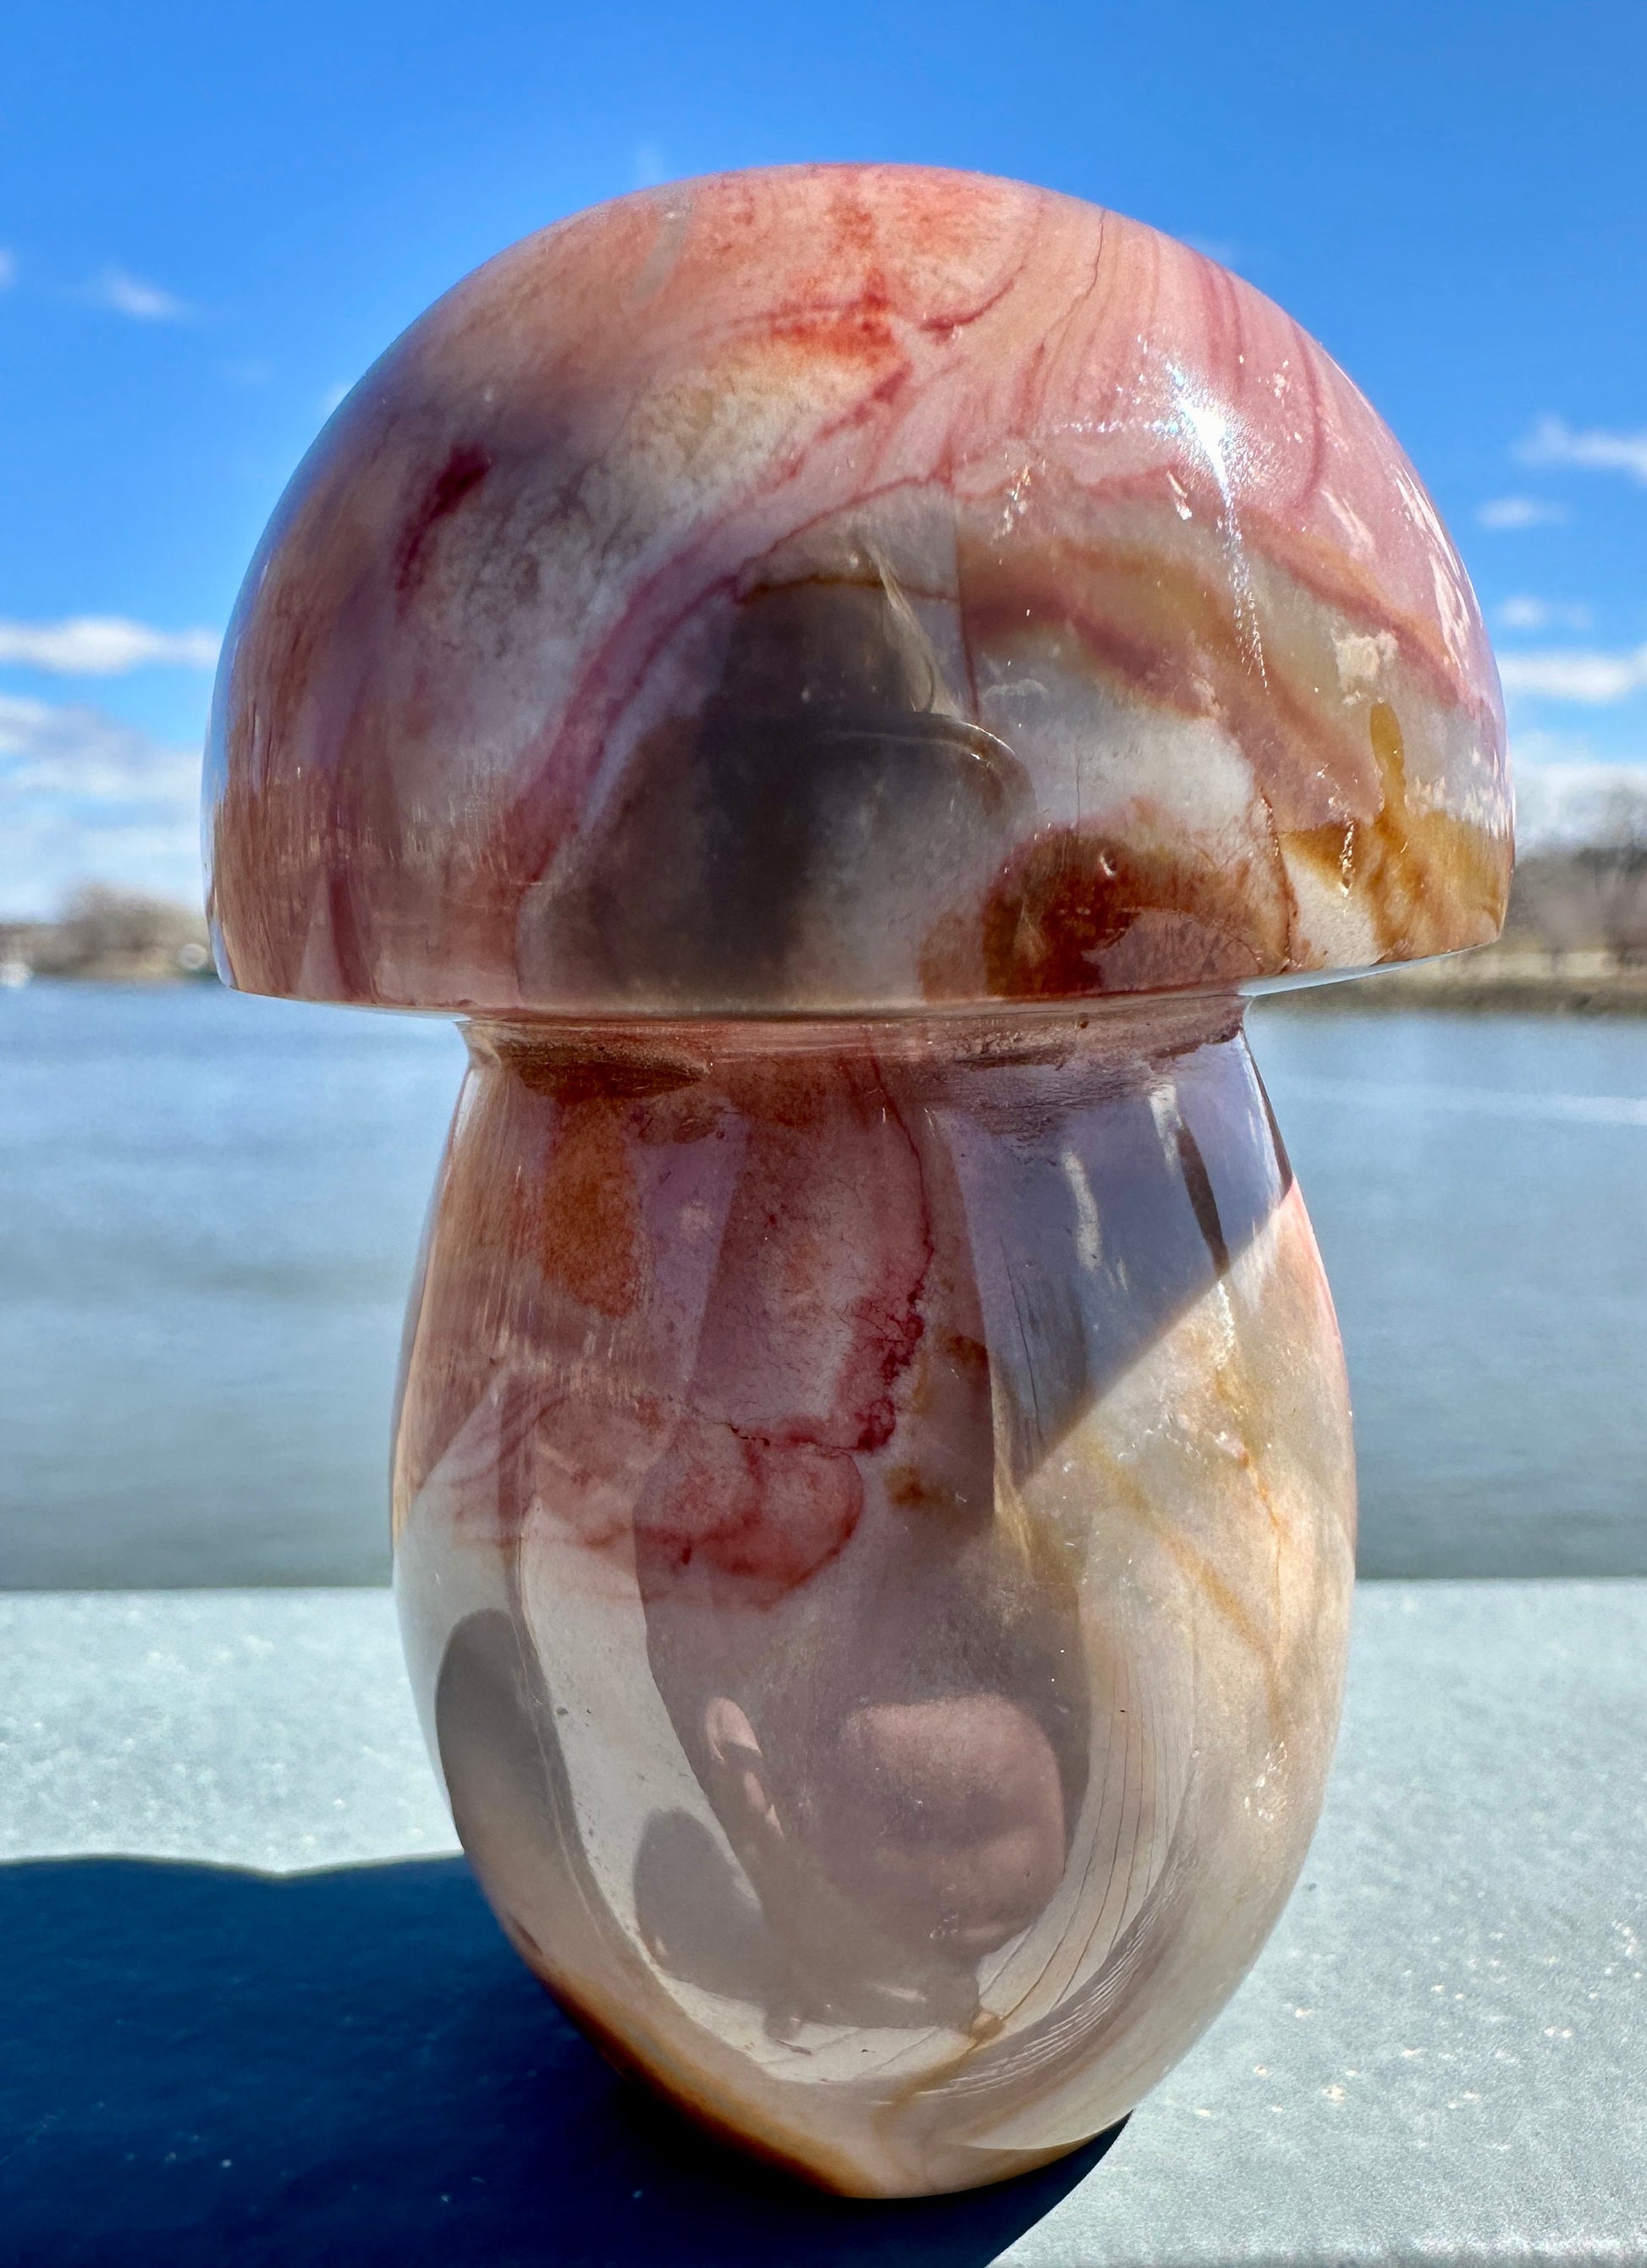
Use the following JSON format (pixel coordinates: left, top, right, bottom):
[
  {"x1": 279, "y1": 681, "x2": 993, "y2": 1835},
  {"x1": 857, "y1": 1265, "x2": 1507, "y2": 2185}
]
[
  {"x1": 83, "y1": 266, "x2": 190, "y2": 322},
  {"x1": 1497, "y1": 595, "x2": 1591, "y2": 633},
  {"x1": 1518, "y1": 415, "x2": 1647, "y2": 486},
  {"x1": 218, "y1": 357, "x2": 274, "y2": 385},
  {"x1": 1498, "y1": 641, "x2": 1647, "y2": 705},
  {"x1": 0, "y1": 694, "x2": 201, "y2": 917},
  {"x1": 1477, "y1": 495, "x2": 1569, "y2": 531},
  {"x1": 0, "y1": 617, "x2": 219, "y2": 674},
  {"x1": 0, "y1": 249, "x2": 16, "y2": 291},
  {"x1": 1513, "y1": 757, "x2": 1647, "y2": 850},
  {"x1": 0, "y1": 695, "x2": 198, "y2": 798}
]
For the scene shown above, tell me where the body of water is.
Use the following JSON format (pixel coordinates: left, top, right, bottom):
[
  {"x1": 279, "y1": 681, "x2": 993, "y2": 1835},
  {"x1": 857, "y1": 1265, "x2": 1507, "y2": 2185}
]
[{"x1": 2, "y1": 983, "x2": 1643, "y2": 1585}]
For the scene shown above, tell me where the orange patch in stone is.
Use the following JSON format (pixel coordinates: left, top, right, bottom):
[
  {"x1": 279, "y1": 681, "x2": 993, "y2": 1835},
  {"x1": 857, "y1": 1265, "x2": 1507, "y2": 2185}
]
[
  {"x1": 538, "y1": 1102, "x2": 642, "y2": 1318},
  {"x1": 1282, "y1": 700, "x2": 1510, "y2": 962},
  {"x1": 979, "y1": 828, "x2": 1284, "y2": 998}
]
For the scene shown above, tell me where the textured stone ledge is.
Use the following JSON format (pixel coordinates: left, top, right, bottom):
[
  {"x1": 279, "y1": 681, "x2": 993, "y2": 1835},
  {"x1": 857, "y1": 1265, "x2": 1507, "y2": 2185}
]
[{"x1": 2, "y1": 1581, "x2": 1643, "y2": 2265}]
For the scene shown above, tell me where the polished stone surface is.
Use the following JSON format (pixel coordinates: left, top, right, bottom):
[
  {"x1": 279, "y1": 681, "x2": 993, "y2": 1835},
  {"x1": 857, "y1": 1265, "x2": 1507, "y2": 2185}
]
[
  {"x1": 207, "y1": 166, "x2": 1509, "y2": 1016},
  {"x1": 392, "y1": 1005, "x2": 1355, "y2": 2193},
  {"x1": 3, "y1": 1582, "x2": 1641, "y2": 2262},
  {"x1": 196, "y1": 160, "x2": 1510, "y2": 2199}
]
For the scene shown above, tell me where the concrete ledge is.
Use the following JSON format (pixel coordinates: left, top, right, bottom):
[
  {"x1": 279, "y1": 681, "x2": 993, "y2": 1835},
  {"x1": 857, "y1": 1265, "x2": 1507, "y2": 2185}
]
[
  {"x1": 2, "y1": 1582, "x2": 1644, "y2": 2265},
  {"x1": 0, "y1": 1588, "x2": 455, "y2": 1872}
]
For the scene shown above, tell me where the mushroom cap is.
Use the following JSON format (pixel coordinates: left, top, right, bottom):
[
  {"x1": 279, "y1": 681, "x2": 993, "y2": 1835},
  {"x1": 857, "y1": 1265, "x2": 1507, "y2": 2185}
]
[{"x1": 206, "y1": 164, "x2": 1510, "y2": 1016}]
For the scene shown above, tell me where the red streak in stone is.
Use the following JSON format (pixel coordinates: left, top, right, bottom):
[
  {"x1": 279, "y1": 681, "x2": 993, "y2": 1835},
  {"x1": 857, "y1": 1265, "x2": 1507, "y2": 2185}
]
[
  {"x1": 396, "y1": 443, "x2": 494, "y2": 598},
  {"x1": 207, "y1": 168, "x2": 1507, "y2": 1016},
  {"x1": 633, "y1": 1068, "x2": 934, "y2": 1609},
  {"x1": 635, "y1": 1419, "x2": 865, "y2": 1608}
]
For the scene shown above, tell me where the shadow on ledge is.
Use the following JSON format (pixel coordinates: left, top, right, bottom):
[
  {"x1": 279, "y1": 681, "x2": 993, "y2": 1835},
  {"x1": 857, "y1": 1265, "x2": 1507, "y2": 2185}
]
[{"x1": 0, "y1": 1857, "x2": 1122, "y2": 2267}]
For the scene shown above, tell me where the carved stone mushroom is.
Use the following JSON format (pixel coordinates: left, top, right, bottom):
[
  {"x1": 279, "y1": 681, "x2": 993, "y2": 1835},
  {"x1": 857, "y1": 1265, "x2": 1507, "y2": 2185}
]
[{"x1": 207, "y1": 164, "x2": 1510, "y2": 2199}]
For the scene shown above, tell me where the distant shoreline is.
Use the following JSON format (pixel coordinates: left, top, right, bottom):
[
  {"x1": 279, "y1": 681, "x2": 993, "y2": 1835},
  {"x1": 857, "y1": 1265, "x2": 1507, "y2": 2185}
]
[
  {"x1": 1, "y1": 961, "x2": 218, "y2": 988},
  {"x1": 1263, "y1": 948, "x2": 1647, "y2": 1016},
  {"x1": 1, "y1": 887, "x2": 211, "y2": 988},
  {"x1": 9, "y1": 954, "x2": 1647, "y2": 1016}
]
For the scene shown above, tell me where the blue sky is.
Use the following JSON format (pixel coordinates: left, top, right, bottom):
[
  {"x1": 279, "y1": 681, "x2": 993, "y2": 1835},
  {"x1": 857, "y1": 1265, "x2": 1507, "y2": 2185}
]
[{"x1": 2, "y1": 0, "x2": 1644, "y2": 914}]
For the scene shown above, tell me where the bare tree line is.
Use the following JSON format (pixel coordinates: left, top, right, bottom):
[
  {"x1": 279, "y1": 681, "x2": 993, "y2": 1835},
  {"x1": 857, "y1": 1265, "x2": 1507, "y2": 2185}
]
[
  {"x1": 3, "y1": 779, "x2": 1646, "y2": 987},
  {"x1": 0, "y1": 884, "x2": 212, "y2": 981},
  {"x1": 1507, "y1": 779, "x2": 1647, "y2": 968}
]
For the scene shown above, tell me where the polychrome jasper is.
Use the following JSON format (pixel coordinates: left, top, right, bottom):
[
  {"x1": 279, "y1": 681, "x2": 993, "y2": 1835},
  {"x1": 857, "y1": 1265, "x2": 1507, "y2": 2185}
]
[{"x1": 206, "y1": 165, "x2": 1509, "y2": 2197}]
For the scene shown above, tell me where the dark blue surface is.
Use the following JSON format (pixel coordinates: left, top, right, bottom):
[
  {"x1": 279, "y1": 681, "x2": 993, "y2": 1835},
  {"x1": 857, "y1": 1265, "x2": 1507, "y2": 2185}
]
[{"x1": 0, "y1": 1856, "x2": 1120, "y2": 2265}]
